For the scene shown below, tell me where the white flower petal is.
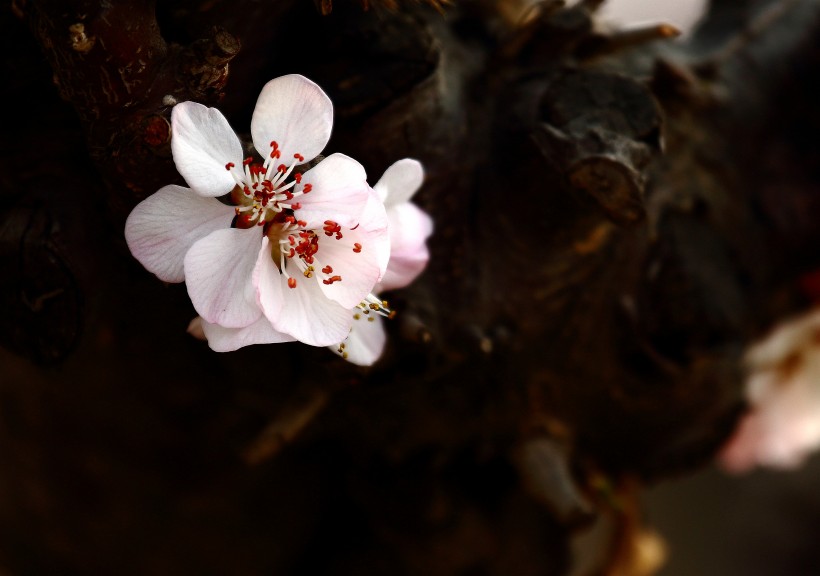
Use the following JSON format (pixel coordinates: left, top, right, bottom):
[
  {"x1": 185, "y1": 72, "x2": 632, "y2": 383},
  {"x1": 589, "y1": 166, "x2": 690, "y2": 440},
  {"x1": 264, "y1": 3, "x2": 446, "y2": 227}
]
[
  {"x1": 378, "y1": 202, "x2": 433, "y2": 292},
  {"x1": 297, "y1": 153, "x2": 370, "y2": 228},
  {"x1": 272, "y1": 276, "x2": 353, "y2": 347},
  {"x1": 254, "y1": 237, "x2": 284, "y2": 323},
  {"x1": 171, "y1": 102, "x2": 243, "y2": 197},
  {"x1": 201, "y1": 316, "x2": 295, "y2": 352},
  {"x1": 125, "y1": 185, "x2": 233, "y2": 283},
  {"x1": 184, "y1": 228, "x2": 263, "y2": 328},
  {"x1": 331, "y1": 312, "x2": 386, "y2": 366},
  {"x1": 363, "y1": 190, "x2": 391, "y2": 279},
  {"x1": 316, "y1": 222, "x2": 386, "y2": 309},
  {"x1": 251, "y1": 74, "x2": 333, "y2": 166},
  {"x1": 373, "y1": 158, "x2": 424, "y2": 206}
]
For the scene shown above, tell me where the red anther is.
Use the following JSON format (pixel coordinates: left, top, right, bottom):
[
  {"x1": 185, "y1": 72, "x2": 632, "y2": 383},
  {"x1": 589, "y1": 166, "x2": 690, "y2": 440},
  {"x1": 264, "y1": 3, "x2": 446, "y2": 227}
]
[
  {"x1": 353, "y1": 243, "x2": 362, "y2": 253},
  {"x1": 270, "y1": 141, "x2": 279, "y2": 149},
  {"x1": 323, "y1": 220, "x2": 341, "y2": 236},
  {"x1": 243, "y1": 185, "x2": 251, "y2": 195},
  {"x1": 335, "y1": 232, "x2": 343, "y2": 240},
  {"x1": 225, "y1": 162, "x2": 235, "y2": 170},
  {"x1": 322, "y1": 275, "x2": 343, "y2": 285},
  {"x1": 262, "y1": 180, "x2": 273, "y2": 190},
  {"x1": 288, "y1": 278, "x2": 297, "y2": 289},
  {"x1": 297, "y1": 220, "x2": 307, "y2": 227},
  {"x1": 235, "y1": 212, "x2": 257, "y2": 229},
  {"x1": 288, "y1": 236, "x2": 296, "y2": 245},
  {"x1": 322, "y1": 265, "x2": 333, "y2": 274},
  {"x1": 294, "y1": 153, "x2": 304, "y2": 162},
  {"x1": 243, "y1": 157, "x2": 253, "y2": 166},
  {"x1": 302, "y1": 184, "x2": 312, "y2": 193},
  {"x1": 285, "y1": 215, "x2": 296, "y2": 224},
  {"x1": 277, "y1": 164, "x2": 287, "y2": 172},
  {"x1": 285, "y1": 192, "x2": 293, "y2": 200},
  {"x1": 288, "y1": 248, "x2": 295, "y2": 258},
  {"x1": 291, "y1": 202, "x2": 301, "y2": 210},
  {"x1": 294, "y1": 173, "x2": 302, "y2": 183},
  {"x1": 270, "y1": 149, "x2": 281, "y2": 159}
]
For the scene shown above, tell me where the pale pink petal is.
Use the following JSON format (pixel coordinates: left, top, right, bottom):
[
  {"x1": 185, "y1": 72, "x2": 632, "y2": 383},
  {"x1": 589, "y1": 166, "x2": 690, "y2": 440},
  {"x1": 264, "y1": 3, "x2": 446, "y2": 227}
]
[
  {"x1": 717, "y1": 412, "x2": 768, "y2": 473},
  {"x1": 373, "y1": 158, "x2": 424, "y2": 207},
  {"x1": 187, "y1": 316, "x2": 206, "y2": 340},
  {"x1": 718, "y1": 406, "x2": 816, "y2": 473},
  {"x1": 315, "y1": 222, "x2": 387, "y2": 309},
  {"x1": 272, "y1": 276, "x2": 353, "y2": 347},
  {"x1": 200, "y1": 316, "x2": 294, "y2": 352},
  {"x1": 378, "y1": 202, "x2": 434, "y2": 292},
  {"x1": 253, "y1": 237, "x2": 284, "y2": 323},
  {"x1": 251, "y1": 74, "x2": 333, "y2": 166},
  {"x1": 598, "y1": 0, "x2": 707, "y2": 38},
  {"x1": 184, "y1": 228, "x2": 263, "y2": 328},
  {"x1": 717, "y1": 309, "x2": 820, "y2": 473},
  {"x1": 330, "y1": 312, "x2": 387, "y2": 366},
  {"x1": 125, "y1": 185, "x2": 233, "y2": 283},
  {"x1": 171, "y1": 102, "x2": 244, "y2": 197},
  {"x1": 296, "y1": 153, "x2": 370, "y2": 228},
  {"x1": 363, "y1": 190, "x2": 391, "y2": 279}
]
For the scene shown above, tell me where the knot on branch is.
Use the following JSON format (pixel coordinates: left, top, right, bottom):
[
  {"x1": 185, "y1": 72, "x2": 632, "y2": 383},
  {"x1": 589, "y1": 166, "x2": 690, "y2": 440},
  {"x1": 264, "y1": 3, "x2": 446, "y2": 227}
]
[
  {"x1": 179, "y1": 27, "x2": 241, "y2": 99},
  {"x1": 535, "y1": 70, "x2": 663, "y2": 225}
]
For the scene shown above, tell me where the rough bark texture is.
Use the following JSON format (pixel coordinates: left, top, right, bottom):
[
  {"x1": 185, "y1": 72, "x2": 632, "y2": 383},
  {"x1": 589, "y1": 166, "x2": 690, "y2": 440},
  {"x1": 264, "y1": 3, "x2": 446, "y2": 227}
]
[{"x1": 1, "y1": 0, "x2": 819, "y2": 574}]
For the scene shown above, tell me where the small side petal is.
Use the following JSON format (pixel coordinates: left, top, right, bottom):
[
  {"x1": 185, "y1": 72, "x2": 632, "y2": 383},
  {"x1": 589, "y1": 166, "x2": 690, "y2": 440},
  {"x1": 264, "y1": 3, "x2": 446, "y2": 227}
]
[
  {"x1": 171, "y1": 102, "x2": 243, "y2": 197},
  {"x1": 378, "y1": 203, "x2": 433, "y2": 292},
  {"x1": 373, "y1": 158, "x2": 424, "y2": 206},
  {"x1": 125, "y1": 185, "x2": 233, "y2": 283},
  {"x1": 363, "y1": 190, "x2": 391, "y2": 279},
  {"x1": 331, "y1": 313, "x2": 387, "y2": 367},
  {"x1": 297, "y1": 153, "x2": 369, "y2": 228},
  {"x1": 201, "y1": 316, "x2": 295, "y2": 352},
  {"x1": 184, "y1": 228, "x2": 263, "y2": 328},
  {"x1": 251, "y1": 74, "x2": 333, "y2": 165},
  {"x1": 272, "y1": 276, "x2": 353, "y2": 347}
]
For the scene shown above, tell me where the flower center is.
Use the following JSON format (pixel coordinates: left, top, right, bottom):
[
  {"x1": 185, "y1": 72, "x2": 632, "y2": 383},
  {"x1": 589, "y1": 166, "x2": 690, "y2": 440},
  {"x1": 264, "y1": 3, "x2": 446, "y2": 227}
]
[
  {"x1": 225, "y1": 141, "x2": 312, "y2": 229},
  {"x1": 265, "y1": 215, "x2": 360, "y2": 290},
  {"x1": 223, "y1": 144, "x2": 369, "y2": 294}
]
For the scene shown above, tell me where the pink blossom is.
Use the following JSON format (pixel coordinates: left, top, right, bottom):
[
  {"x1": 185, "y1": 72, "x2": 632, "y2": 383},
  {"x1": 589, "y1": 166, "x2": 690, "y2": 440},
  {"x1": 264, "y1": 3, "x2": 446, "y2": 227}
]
[
  {"x1": 125, "y1": 74, "x2": 389, "y2": 349},
  {"x1": 330, "y1": 159, "x2": 433, "y2": 366},
  {"x1": 372, "y1": 158, "x2": 434, "y2": 293},
  {"x1": 718, "y1": 309, "x2": 820, "y2": 472}
]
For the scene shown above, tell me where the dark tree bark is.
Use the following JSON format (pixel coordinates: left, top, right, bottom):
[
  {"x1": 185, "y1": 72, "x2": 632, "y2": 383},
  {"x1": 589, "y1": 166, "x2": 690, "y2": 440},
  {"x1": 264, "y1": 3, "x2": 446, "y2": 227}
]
[{"x1": 1, "y1": 0, "x2": 819, "y2": 574}]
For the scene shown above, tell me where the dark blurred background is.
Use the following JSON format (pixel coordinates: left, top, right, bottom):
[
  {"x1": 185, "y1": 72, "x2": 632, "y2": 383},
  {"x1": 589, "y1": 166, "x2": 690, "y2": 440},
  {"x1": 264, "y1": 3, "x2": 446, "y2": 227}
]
[{"x1": 645, "y1": 457, "x2": 820, "y2": 575}]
